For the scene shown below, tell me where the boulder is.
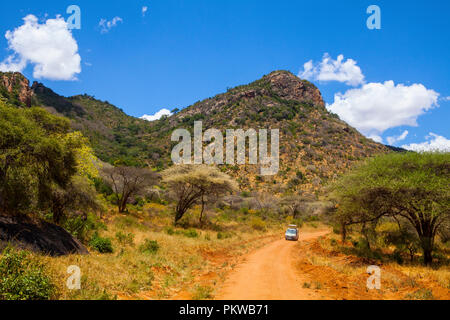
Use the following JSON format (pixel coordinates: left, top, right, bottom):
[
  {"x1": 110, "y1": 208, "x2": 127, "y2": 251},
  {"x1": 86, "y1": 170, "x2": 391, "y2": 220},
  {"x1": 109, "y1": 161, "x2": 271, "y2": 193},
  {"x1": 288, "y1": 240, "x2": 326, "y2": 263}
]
[{"x1": 0, "y1": 215, "x2": 89, "y2": 256}]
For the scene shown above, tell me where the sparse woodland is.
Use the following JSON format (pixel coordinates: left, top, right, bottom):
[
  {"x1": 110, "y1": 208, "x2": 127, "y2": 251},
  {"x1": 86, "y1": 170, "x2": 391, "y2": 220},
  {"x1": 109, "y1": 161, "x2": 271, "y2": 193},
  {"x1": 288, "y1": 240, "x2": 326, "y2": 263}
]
[{"x1": 0, "y1": 71, "x2": 448, "y2": 300}]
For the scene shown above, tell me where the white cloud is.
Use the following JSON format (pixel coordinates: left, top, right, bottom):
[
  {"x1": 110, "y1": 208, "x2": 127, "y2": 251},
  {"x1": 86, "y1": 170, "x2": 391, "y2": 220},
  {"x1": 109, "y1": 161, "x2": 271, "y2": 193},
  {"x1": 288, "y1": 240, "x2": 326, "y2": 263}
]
[
  {"x1": 141, "y1": 109, "x2": 173, "y2": 121},
  {"x1": 326, "y1": 81, "x2": 439, "y2": 138},
  {"x1": 402, "y1": 133, "x2": 450, "y2": 152},
  {"x1": 99, "y1": 17, "x2": 123, "y2": 34},
  {"x1": 299, "y1": 53, "x2": 365, "y2": 86},
  {"x1": 387, "y1": 130, "x2": 409, "y2": 145},
  {"x1": 368, "y1": 134, "x2": 383, "y2": 143},
  {"x1": 0, "y1": 15, "x2": 81, "y2": 81},
  {"x1": 142, "y1": 6, "x2": 148, "y2": 16}
]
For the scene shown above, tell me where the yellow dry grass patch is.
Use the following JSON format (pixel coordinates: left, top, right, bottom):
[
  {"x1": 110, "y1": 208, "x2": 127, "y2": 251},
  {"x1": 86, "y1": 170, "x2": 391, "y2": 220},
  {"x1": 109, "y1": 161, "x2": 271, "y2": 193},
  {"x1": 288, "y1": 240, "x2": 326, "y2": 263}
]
[{"x1": 40, "y1": 212, "x2": 283, "y2": 300}]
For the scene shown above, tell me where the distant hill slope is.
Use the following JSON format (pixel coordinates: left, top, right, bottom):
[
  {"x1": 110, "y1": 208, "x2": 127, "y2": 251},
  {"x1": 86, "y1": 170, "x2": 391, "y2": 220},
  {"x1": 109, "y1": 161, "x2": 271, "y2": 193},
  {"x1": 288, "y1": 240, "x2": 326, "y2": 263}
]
[{"x1": 0, "y1": 71, "x2": 389, "y2": 194}]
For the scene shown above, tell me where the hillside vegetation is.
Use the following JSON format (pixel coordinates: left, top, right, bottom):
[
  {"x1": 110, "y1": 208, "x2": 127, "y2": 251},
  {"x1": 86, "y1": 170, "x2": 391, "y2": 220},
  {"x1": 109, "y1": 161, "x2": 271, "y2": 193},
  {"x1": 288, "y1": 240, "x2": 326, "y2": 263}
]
[
  {"x1": 0, "y1": 71, "x2": 448, "y2": 301},
  {"x1": 1, "y1": 70, "x2": 389, "y2": 194}
]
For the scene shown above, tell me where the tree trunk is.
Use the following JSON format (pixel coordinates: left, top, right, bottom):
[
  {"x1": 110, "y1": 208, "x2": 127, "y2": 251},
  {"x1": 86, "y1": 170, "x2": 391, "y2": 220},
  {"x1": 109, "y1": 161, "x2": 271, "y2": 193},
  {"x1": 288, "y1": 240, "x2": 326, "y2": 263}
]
[
  {"x1": 417, "y1": 221, "x2": 435, "y2": 266},
  {"x1": 361, "y1": 223, "x2": 371, "y2": 250},
  {"x1": 423, "y1": 248, "x2": 432, "y2": 265},
  {"x1": 175, "y1": 204, "x2": 187, "y2": 224},
  {"x1": 119, "y1": 199, "x2": 127, "y2": 213},
  {"x1": 199, "y1": 196, "x2": 205, "y2": 224},
  {"x1": 420, "y1": 234, "x2": 434, "y2": 265},
  {"x1": 341, "y1": 223, "x2": 347, "y2": 243}
]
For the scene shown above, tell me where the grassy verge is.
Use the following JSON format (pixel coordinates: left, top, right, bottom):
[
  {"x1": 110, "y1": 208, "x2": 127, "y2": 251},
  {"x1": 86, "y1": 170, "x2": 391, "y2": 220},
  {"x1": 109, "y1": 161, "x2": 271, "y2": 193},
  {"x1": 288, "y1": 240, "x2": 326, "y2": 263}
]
[
  {"x1": 37, "y1": 203, "x2": 286, "y2": 300},
  {"x1": 293, "y1": 233, "x2": 450, "y2": 300}
]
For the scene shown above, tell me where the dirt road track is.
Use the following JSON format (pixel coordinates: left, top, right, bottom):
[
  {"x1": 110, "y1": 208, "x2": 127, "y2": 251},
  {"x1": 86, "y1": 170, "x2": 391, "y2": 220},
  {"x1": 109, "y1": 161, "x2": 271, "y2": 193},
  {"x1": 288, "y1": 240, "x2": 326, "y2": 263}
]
[{"x1": 215, "y1": 230, "x2": 329, "y2": 300}]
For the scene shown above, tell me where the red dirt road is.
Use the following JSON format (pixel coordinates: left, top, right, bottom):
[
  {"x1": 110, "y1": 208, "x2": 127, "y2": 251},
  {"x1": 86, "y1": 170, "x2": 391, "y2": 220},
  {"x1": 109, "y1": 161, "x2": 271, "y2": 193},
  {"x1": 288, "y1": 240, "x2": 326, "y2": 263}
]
[{"x1": 215, "y1": 230, "x2": 329, "y2": 300}]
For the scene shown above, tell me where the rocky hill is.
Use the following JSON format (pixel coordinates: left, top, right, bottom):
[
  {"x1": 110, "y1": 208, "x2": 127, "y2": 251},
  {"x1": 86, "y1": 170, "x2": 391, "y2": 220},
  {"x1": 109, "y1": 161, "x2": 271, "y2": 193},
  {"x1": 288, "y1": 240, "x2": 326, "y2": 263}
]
[{"x1": 0, "y1": 71, "x2": 389, "y2": 194}]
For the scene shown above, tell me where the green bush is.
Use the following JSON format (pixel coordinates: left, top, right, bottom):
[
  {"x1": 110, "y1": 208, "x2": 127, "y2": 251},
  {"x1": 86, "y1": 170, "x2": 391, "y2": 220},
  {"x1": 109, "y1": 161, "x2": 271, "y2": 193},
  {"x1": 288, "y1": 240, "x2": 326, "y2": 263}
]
[
  {"x1": 0, "y1": 247, "x2": 55, "y2": 300},
  {"x1": 241, "y1": 191, "x2": 251, "y2": 198},
  {"x1": 217, "y1": 232, "x2": 232, "y2": 240},
  {"x1": 63, "y1": 213, "x2": 106, "y2": 243},
  {"x1": 183, "y1": 229, "x2": 199, "y2": 238},
  {"x1": 89, "y1": 233, "x2": 114, "y2": 253},
  {"x1": 139, "y1": 240, "x2": 159, "y2": 254},
  {"x1": 165, "y1": 227, "x2": 175, "y2": 235},
  {"x1": 115, "y1": 232, "x2": 135, "y2": 246},
  {"x1": 250, "y1": 217, "x2": 266, "y2": 231},
  {"x1": 192, "y1": 285, "x2": 213, "y2": 300}
]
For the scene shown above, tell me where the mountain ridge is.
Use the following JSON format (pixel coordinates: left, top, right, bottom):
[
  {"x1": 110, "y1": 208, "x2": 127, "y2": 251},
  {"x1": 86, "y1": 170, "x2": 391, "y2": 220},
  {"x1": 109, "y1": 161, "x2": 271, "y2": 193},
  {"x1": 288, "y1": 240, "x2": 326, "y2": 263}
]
[{"x1": 0, "y1": 70, "x2": 390, "y2": 194}]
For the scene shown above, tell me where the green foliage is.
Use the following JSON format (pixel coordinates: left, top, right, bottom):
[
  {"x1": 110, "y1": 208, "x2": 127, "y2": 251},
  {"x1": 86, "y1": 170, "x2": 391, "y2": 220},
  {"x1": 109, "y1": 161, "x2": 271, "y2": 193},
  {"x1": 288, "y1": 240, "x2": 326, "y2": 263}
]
[
  {"x1": 217, "y1": 232, "x2": 232, "y2": 240},
  {"x1": 162, "y1": 165, "x2": 238, "y2": 223},
  {"x1": 331, "y1": 152, "x2": 450, "y2": 265},
  {"x1": 0, "y1": 101, "x2": 76, "y2": 214},
  {"x1": 115, "y1": 232, "x2": 135, "y2": 246},
  {"x1": 241, "y1": 207, "x2": 250, "y2": 215},
  {"x1": 89, "y1": 233, "x2": 114, "y2": 253},
  {"x1": 192, "y1": 285, "x2": 213, "y2": 300},
  {"x1": 250, "y1": 217, "x2": 267, "y2": 231},
  {"x1": 183, "y1": 229, "x2": 199, "y2": 238},
  {"x1": 0, "y1": 100, "x2": 100, "y2": 224},
  {"x1": 62, "y1": 212, "x2": 106, "y2": 243},
  {"x1": 0, "y1": 247, "x2": 55, "y2": 300},
  {"x1": 139, "y1": 240, "x2": 159, "y2": 254},
  {"x1": 405, "y1": 288, "x2": 435, "y2": 300},
  {"x1": 165, "y1": 227, "x2": 175, "y2": 235}
]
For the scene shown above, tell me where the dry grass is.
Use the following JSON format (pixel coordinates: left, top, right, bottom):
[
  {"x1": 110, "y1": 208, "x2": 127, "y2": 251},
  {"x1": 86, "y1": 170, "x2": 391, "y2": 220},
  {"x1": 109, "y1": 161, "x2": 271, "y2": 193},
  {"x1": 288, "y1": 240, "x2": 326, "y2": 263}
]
[
  {"x1": 38, "y1": 204, "x2": 284, "y2": 300},
  {"x1": 296, "y1": 233, "x2": 450, "y2": 300}
]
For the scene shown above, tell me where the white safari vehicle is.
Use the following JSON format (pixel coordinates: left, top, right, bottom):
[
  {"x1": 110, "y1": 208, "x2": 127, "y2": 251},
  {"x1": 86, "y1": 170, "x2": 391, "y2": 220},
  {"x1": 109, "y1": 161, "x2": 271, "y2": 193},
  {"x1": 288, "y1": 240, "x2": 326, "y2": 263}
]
[{"x1": 285, "y1": 224, "x2": 299, "y2": 241}]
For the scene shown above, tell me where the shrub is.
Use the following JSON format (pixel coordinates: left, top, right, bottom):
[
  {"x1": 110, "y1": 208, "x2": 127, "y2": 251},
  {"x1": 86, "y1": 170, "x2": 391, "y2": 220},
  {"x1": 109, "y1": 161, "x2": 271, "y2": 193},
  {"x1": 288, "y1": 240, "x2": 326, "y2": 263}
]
[
  {"x1": 139, "y1": 240, "x2": 159, "y2": 254},
  {"x1": 165, "y1": 227, "x2": 175, "y2": 235},
  {"x1": 89, "y1": 233, "x2": 114, "y2": 253},
  {"x1": 241, "y1": 191, "x2": 251, "y2": 198},
  {"x1": 63, "y1": 213, "x2": 106, "y2": 243},
  {"x1": 250, "y1": 217, "x2": 266, "y2": 231},
  {"x1": 183, "y1": 229, "x2": 199, "y2": 238},
  {"x1": 115, "y1": 232, "x2": 135, "y2": 246},
  {"x1": 192, "y1": 285, "x2": 213, "y2": 300},
  {"x1": 405, "y1": 288, "x2": 434, "y2": 300},
  {"x1": 217, "y1": 232, "x2": 232, "y2": 240},
  {"x1": 0, "y1": 247, "x2": 55, "y2": 300}
]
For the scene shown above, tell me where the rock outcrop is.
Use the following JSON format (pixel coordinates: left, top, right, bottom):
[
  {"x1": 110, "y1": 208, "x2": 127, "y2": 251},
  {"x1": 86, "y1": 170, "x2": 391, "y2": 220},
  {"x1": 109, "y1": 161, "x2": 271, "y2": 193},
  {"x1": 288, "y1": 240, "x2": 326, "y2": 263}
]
[
  {"x1": 0, "y1": 215, "x2": 89, "y2": 257},
  {"x1": 0, "y1": 72, "x2": 33, "y2": 107}
]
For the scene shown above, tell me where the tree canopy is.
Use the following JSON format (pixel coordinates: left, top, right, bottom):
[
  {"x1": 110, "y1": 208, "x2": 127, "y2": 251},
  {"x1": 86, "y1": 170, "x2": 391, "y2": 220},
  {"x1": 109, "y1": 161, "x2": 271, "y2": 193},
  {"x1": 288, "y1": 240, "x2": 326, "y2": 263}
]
[
  {"x1": 102, "y1": 165, "x2": 159, "y2": 213},
  {"x1": 330, "y1": 152, "x2": 450, "y2": 265},
  {"x1": 162, "y1": 165, "x2": 238, "y2": 223},
  {"x1": 0, "y1": 100, "x2": 100, "y2": 223}
]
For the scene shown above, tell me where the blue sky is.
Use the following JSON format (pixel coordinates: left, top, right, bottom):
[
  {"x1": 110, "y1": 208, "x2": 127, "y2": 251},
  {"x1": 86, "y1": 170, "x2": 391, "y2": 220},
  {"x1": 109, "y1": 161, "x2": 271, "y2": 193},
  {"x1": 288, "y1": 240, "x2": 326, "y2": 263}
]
[{"x1": 0, "y1": 0, "x2": 449, "y2": 150}]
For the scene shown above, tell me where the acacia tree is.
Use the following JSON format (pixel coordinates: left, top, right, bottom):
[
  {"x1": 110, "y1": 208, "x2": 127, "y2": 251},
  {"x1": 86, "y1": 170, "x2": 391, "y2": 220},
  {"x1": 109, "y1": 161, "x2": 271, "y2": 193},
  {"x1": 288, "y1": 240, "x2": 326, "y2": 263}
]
[
  {"x1": 162, "y1": 165, "x2": 238, "y2": 224},
  {"x1": 331, "y1": 152, "x2": 450, "y2": 265},
  {"x1": 102, "y1": 165, "x2": 159, "y2": 213},
  {"x1": 0, "y1": 102, "x2": 79, "y2": 216}
]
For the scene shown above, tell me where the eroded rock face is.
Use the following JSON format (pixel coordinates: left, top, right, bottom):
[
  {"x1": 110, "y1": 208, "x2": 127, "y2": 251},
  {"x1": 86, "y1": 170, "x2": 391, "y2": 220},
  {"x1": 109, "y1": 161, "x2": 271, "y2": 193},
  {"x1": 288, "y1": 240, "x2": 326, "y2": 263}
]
[
  {"x1": 173, "y1": 70, "x2": 325, "y2": 121},
  {"x1": 0, "y1": 215, "x2": 89, "y2": 257},
  {"x1": 0, "y1": 72, "x2": 33, "y2": 107},
  {"x1": 264, "y1": 71, "x2": 325, "y2": 108}
]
